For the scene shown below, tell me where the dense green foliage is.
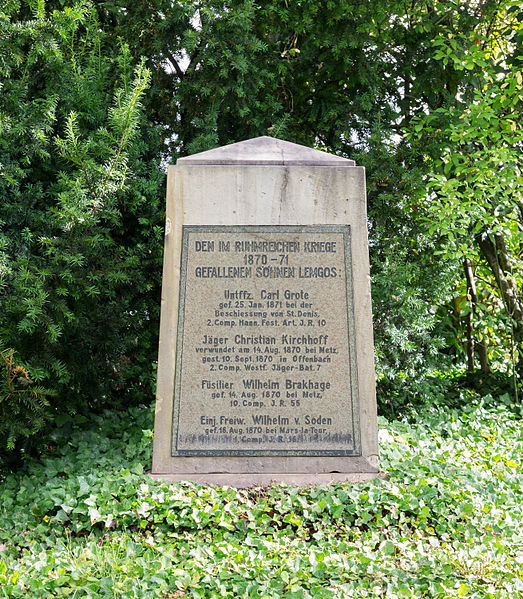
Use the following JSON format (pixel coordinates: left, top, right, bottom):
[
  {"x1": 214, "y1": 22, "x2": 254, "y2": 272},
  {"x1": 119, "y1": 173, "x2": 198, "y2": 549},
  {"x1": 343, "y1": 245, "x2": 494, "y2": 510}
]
[
  {"x1": 97, "y1": 0, "x2": 523, "y2": 403},
  {"x1": 0, "y1": 1, "x2": 165, "y2": 450},
  {"x1": 0, "y1": 396, "x2": 521, "y2": 597},
  {"x1": 409, "y1": 6, "x2": 523, "y2": 379},
  {"x1": 1, "y1": 0, "x2": 522, "y2": 450},
  {"x1": 1, "y1": 6, "x2": 521, "y2": 596}
]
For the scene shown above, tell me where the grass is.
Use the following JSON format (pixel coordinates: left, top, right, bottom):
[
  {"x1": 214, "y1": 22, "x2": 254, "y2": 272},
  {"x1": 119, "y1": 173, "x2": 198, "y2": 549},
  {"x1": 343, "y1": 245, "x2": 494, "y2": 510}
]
[{"x1": 0, "y1": 393, "x2": 522, "y2": 598}]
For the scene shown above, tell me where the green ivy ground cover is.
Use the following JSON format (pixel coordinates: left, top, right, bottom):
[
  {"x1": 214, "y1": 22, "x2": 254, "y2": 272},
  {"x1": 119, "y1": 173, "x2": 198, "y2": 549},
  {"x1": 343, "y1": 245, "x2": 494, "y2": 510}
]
[{"x1": 0, "y1": 396, "x2": 521, "y2": 598}]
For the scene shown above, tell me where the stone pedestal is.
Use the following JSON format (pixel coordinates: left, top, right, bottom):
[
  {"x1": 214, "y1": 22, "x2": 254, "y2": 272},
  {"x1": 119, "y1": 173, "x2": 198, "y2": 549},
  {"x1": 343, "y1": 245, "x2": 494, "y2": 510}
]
[{"x1": 151, "y1": 137, "x2": 379, "y2": 486}]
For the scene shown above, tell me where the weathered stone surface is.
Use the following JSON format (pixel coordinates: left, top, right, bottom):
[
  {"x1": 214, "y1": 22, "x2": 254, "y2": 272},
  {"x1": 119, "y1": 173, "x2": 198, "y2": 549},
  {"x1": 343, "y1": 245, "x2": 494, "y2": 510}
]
[
  {"x1": 149, "y1": 472, "x2": 386, "y2": 488},
  {"x1": 176, "y1": 135, "x2": 355, "y2": 166},
  {"x1": 151, "y1": 137, "x2": 379, "y2": 485}
]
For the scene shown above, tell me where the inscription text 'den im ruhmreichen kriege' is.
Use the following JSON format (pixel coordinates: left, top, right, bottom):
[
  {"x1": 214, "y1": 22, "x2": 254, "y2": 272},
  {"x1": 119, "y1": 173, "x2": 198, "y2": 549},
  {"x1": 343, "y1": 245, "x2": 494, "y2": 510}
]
[{"x1": 172, "y1": 225, "x2": 360, "y2": 456}]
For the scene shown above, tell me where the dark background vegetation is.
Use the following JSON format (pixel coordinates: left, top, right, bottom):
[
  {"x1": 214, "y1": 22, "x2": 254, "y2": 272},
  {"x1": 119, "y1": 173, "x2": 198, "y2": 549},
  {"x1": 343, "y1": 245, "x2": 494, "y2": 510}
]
[{"x1": 1, "y1": 0, "x2": 522, "y2": 461}]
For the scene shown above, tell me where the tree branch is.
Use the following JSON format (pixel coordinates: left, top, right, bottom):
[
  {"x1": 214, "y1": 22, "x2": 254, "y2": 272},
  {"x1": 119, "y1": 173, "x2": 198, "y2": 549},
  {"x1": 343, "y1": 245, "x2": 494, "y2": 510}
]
[
  {"x1": 464, "y1": 258, "x2": 490, "y2": 372},
  {"x1": 166, "y1": 51, "x2": 185, "y2": 80}
]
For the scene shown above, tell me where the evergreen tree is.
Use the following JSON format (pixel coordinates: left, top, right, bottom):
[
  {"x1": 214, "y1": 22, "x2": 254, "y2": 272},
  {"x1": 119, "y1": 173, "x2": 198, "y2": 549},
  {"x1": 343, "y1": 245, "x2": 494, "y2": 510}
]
[{"x1": 0, "y1": 0, "x2": 165, "y2": 450}]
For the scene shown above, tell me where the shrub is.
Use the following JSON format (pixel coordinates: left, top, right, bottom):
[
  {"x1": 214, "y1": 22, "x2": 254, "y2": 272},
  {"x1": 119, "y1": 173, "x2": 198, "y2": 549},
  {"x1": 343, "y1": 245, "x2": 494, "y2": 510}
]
[{"x1": 0, "y1": 1, "x2": 165, "y2": 452}]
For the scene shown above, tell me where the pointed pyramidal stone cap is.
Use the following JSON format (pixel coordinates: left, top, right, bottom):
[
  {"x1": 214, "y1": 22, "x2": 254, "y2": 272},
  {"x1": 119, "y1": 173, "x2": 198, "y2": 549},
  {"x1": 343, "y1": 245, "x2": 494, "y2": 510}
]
[{"x1": 176, "y1": 136, "x2": 355, "y2": 166}]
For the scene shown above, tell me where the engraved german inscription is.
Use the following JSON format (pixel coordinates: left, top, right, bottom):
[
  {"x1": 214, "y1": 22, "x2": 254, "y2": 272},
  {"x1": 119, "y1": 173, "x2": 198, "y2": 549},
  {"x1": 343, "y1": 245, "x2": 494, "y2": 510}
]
[{"x1": 171, "y1": 225, "x2": 360, "y2": 456}]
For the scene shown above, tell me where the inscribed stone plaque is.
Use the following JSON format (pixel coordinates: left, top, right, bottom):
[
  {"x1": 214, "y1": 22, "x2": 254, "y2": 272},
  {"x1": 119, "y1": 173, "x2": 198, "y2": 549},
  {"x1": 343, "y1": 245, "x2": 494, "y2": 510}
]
[
  {"x1": 172, "y1": 225, "x2": 360, "y2": 456},
  {"x1": 151, "y1": 136, "x2": 380, "y2": 485}
]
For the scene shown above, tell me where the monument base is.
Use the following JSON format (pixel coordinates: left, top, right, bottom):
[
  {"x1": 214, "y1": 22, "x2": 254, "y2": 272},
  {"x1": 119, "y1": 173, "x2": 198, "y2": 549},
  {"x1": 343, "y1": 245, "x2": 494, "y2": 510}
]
[{"x1": 148, "y1": 471, "x2": 386, "y2": 487}]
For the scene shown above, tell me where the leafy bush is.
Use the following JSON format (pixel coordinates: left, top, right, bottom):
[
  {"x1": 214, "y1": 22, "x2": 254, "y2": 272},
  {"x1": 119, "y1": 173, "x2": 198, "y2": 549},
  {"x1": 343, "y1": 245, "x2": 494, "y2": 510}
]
[
  {"x1": 406, "y1": 12, "x2": 523, "y2": 380},
  {"x1": 371, "y1": 245, "x2": 459, "y2": 415},
  {"x1": 0, "y1": 1, "x2": 165, "y2": 451}
]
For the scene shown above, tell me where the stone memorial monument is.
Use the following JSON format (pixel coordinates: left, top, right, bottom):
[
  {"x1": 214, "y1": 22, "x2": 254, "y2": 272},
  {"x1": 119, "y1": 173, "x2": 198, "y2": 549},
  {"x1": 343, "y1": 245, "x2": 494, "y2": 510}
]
[{"x1": 151, "y1": 136, "x2": 379, "y2": 486}]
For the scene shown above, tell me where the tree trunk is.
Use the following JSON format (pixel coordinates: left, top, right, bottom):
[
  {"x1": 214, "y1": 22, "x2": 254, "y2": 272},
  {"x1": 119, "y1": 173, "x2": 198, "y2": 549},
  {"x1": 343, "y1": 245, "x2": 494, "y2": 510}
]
[
  {"x1": 476, "y1": 233, "x2": 523, "y2": 379},
  {"x1": 464, "y1": 258, "x2": 490, "y2": 373},
  {"x1": 476, "y1": 234, "x2": 523, "y2": 333}
]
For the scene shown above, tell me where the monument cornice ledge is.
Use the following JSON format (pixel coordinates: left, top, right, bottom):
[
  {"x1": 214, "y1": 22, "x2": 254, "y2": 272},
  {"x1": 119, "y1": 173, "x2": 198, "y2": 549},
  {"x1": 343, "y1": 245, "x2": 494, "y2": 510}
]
[{"x1": 176, "y1": 136, "x2": 355, "y2": 166}]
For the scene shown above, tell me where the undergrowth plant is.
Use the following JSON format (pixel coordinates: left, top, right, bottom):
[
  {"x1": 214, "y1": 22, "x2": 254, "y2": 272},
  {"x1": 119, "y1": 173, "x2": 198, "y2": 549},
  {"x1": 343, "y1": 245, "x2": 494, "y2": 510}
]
[{"x1": 0, "y1": 394, "x2": 521, "y2": 597}]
